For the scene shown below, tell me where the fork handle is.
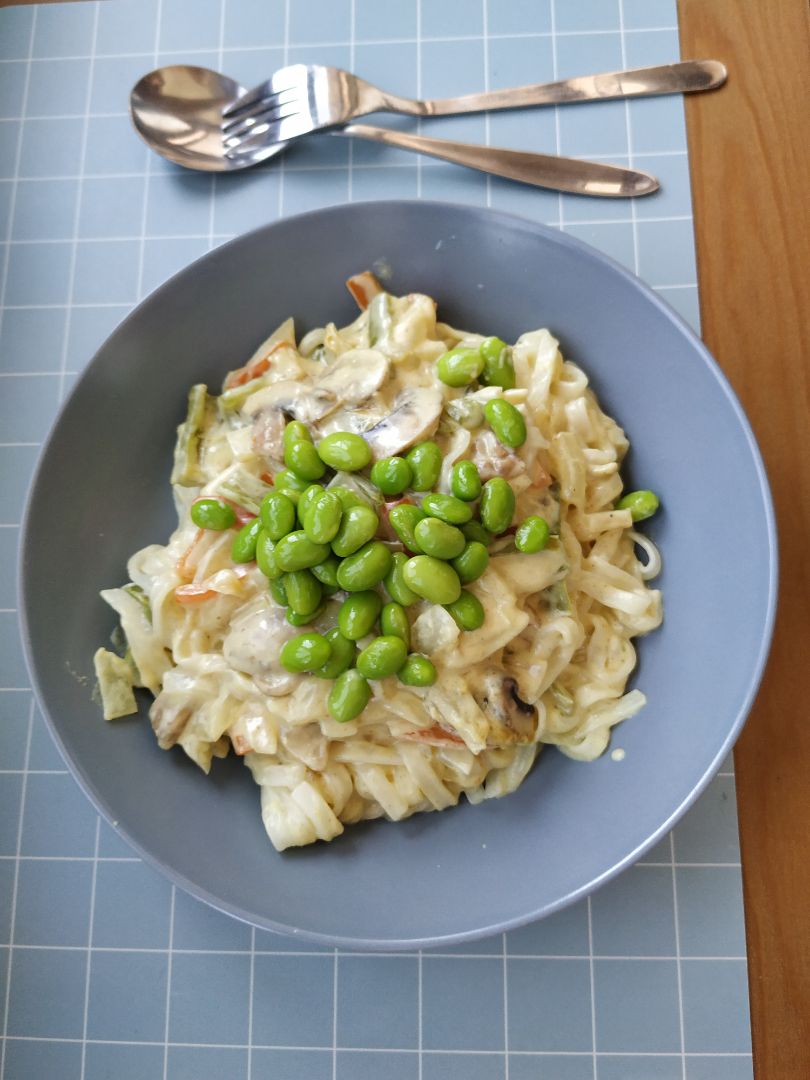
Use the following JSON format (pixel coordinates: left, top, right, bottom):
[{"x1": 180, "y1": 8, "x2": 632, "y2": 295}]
[
  {"x1": 336, "y1": 124, "x2": 657, "y2": 197},
  {"x1": 382, "y1": 60, "x2": 727, "y2": 116}
]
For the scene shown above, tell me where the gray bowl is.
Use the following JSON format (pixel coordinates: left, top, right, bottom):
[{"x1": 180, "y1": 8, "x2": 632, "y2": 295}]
[{"x1": 19, "y1": 201, "x2": 777, "y2": 950}]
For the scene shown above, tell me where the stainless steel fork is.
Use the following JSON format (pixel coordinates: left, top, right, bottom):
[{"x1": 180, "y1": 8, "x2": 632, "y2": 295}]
[{"x1": 221, "y1": 59, "x2": 726, "y2": 150}]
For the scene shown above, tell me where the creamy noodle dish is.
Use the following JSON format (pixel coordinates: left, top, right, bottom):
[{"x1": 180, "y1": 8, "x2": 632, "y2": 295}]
[{"x1": 94, "y1": 274, "x2": 663, "y2": 851}]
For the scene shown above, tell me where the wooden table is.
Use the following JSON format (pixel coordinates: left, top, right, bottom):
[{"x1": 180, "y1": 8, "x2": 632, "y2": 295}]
[{"x1": 679, "y1": 1, "x2": 810, "y2": 1075}]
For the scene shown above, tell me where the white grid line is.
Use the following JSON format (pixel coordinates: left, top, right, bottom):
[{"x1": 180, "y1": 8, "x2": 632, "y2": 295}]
[
  {"x1": 246, "y1": 926, "x2": 255, "y2": 1080},
  {"x1": 415, "y1": 0, "x2": 422, "y2": 197},
  {"x1": 482, "y1": 0, "x2": 492, "y2": 209},
  {"x1": 347, "y1": 0, "x2": 356, "y2": 204},
  {"x1": 502, "y1": 931, "x2": 509, "y2": 1080},
  {"x1": 0, "y1": 9, "x2": 36, "y2": 383},
  {"x1": 0, "y1": 944, "x2": 749, "y2": 961},
  {"x1": 134, "y1": 0, "x2": 162, "y2": 303},
  {"x1": 161, "y1": 885, "x2": 176, "y2": 1080},
  {"x1": 0, "y1": 1036, "x2": 752, "y2": 1057},
  {"x1": 0, "y1": 153, "x2": 688, "y2": 180},
  {"x1": 56, "y1": 1, "x2": 100, "y2": 405},
  {"x1": 0, "y1": 27, "x2": 681, "y2": 65},
  {"x1": 417, "y1": 947, "x2": 423, "y2": 1080},
  {"x1": 78, "y1": 817, "x2": 101, "y2": 1080},
  {"x1": 549, "y1": 0, "x2": 564, "y2": 234},
  {"x1": 278, "y1": 0, "x2": 290, "y2": 218},
  {"x1": 618, "y1": 0, "x2": 642, "y2": 286},
  {"x1": 587, "y1": 897, "x2": 597, "y2": 1079},
  {"x1": 0, "y1": 698, "x2": 35, "y2": 1080},
  {"x1": 331, "y1": 949, "x2": 338, "y2": 1080},
  {"x1": 671, "y1": 832, "x2": 688, "y2": 1079}
]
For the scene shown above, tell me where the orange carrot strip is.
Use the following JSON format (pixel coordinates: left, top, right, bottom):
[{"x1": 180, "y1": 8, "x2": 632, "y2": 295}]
[{"x1": 346, "y1": 270, "x2": 383, "y2": 311}]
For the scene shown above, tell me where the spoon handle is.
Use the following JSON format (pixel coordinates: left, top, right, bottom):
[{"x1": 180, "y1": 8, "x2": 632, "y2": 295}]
[{"x1": 334, "y1": 124, "x2": 658, "y2": 198}]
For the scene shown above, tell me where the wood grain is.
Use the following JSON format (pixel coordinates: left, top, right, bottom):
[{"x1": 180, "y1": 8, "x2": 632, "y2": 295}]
[{"x1": 679, "y1": 1, "x2": 810, "y2": 1075}]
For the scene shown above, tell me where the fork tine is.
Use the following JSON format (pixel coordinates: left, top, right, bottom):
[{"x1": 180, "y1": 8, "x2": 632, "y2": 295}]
[
  {"x1": 222, "y1": 98, "x2": 304, "y2": 144},
  {"x1": 221, "y1": 85, "x2": 302, "y2": 136}
]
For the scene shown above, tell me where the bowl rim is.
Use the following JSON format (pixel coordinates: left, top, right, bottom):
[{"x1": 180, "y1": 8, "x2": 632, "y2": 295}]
[{"x1": 18, "y1": 199, "x2": 779, "y2": 949}]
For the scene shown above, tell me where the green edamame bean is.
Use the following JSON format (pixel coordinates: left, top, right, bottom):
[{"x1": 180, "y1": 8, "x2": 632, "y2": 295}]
[
  {"x1": 283, "y1": 570, "x2": 322, "y2": 616},
  {"x1": 259, "y1": 491, "x2": 296, "y2": 541},
  {"x1": 283, "y1": 420, "x2": 312, "y2": 449},
  {"x1": 617, "y1": 489, "x2": 660, "y2": 522},
  {"x1": 398, "y1": 654, "x2": 437, "y2": 687},
  {"x1": 191, "y1": 498, "x2": 236, "y2": 531},
  {"x1": 317, "y1": 431, "x2": 372, "y2": 472},
  {"x1": 462, "y1": 520, "x2": 494, "y2": 546},
  {"x1": 297, "y1": 483, "x2": 324, "y2": 525},
  {"x1": 479, "y1": 337, "x2": 516, "y2": 390},
  {"x1": 273, "y1": 469, "x2": 310, "y2": 504},
  {"x1": 515, "y1": 515, "x2": 550, "y2": 553},
  {"x1": 256, "y1": 530, "x2": 282, "y2": 580},
  {"x1": 311, "y1": 554, "x2": 341, "y2": 589},
  {"x1": 314, "y1": 628, "x2": 356, "y2": 679},
  {"x1": 388, "y1": 503, "x2": 426, "y2": 552},
  {"x1": 445, "y1": 589, "x2": 485, "y2": 631},
  {"x1": 450, "y1": 459, "x2": 482, "y2": 502},
  {"x1": 328, "y1": 669, "x2": 371, "y2": 723},
  {"x1": 406, "y1": 442, "x2": 442, "y2": 492},
  {"x1": 451, "y1": 541, "x2": 489, "y2": 584},
  {"x1": 421, "y1": 492, "x2": 473, "y2": 526},
  {"x1": 384, "y1": 552, "x2": 419, "y2": 606},
  {"x1": 286, "y1": 603, "x2": 326, "y2": 627},
  {"x1": 303, "y1": 490, "x2": 343, "y2": 544},
  {"x1": 331, "y1": 504, "x2": 379, "y2": 557},
  {"x1": 336, "y1": 540, "x2": 393, "y2": 592},
  {"x1": 268, "y1": 576, "x2": 288, "y2": 606},
  {"x1": 338, "y1": 590, "x2": 382, "y2": 641},
  {"x1": 413, "y1": 517, "x2": 466, "y2": 560},
  {"x1": 479, "y1": 477, "x2": 515, "y2": 534},
  {"x1": 273, "y1": 530, "x2": 330, "y2": 572},
  {"x1": 484, "y1": 398, "x2": 526, "y2": 449},
  {"x1": 279, "y1": 632, "x2": 331, "y2": 673},
  {"x1": 329, "y1": 485, "x2": 366, "y2": 511},
  {"x1": 285, "y1": 438, "x2": 326, "y2": 482},
  {"x1": 436, "y1": 346, "x2": 485, "y2": 388},
  {"x1": 356, "y1": 635, "x2": 408, "y2": 680},
  {"x1": 370, "y1": 456, "x2": 412, "y2": 496},
  {"x1": 380, "y1": 602, "x2": 411, "y2": 648},
  {"x1": 402, "y1": 555, "x2": 462, "y2": 605},
  {"x1": 231, "y1": 517, "x2": 262, "y2": 563}
]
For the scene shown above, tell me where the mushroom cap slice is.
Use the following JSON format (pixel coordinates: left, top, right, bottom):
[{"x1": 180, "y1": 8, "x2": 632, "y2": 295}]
[
  {"x1": 362, "y1": 387, "x2": 444, "y2": 460},
  {"x1": 241, "y1": 380, "x2": 337, "y2": 423},
  {"x1": 315, "y1": 348, "x2": 390, "y2": 405}
]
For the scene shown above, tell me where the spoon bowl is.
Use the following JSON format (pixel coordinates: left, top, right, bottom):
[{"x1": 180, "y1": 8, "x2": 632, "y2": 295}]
[{"x1": 130, "y1": 64, "x2": 287, "y2": 171}]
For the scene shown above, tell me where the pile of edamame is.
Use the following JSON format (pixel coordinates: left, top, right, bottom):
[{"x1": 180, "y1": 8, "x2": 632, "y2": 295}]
[{"x1": 189, "y1": 340, "x2": 659, "y2": 724}]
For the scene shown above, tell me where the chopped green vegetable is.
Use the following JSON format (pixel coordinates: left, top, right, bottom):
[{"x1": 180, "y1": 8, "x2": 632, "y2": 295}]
[
  {"x1": 93, "y1": 648, "x2": 138, "y2": 721},
  {"x1": 170, "y1": 384, "x2": 211, "y2": 486}
]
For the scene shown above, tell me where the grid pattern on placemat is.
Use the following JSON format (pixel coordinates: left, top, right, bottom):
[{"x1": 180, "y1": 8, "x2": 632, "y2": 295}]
[{"x1": 0, "y1": 2, "x2": 751, "y2": 1078}]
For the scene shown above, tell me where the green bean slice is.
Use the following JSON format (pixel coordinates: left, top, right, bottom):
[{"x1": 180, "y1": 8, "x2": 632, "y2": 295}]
[
  {"x1": 191, "y1": 498, "x2": 236, "y2": 531},
  {"x1": 328, "y1": 669, "x2": 371, "y2": 723},
  {"x1": 338, "y1": 591, "x2": 382, "y2": 641}
]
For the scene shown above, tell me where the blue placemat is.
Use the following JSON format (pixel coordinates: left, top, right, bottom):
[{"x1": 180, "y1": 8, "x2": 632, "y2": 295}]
[{"x1": 0, "y1": 2, "x2": 752, "y2": 1078}]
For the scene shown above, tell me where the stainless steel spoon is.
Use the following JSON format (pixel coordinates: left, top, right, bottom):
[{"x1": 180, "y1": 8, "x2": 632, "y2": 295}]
[{"x1": 130, "y1": 65, "x2": 659, "y2": 197}]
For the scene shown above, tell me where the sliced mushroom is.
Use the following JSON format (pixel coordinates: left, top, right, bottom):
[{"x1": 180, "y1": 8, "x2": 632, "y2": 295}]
[
  {"x1": 362, "y1": 387, "x2": 444, "y2": 459},
  {"x1": 471, "y1": 429, "x2": 526, "y2": 481},
  {"x1": 315, "y1": 348, "x2": 390, "y2": 405},
  {"x1": 475, "y1": 671, "x2": 538, "y2": 744},
  {"x1": 150, "y1": 700, "x2": 191, "y2": 750},
  {"x1": 241, "y1": 380, "x2": 337, "y2": 423},
  {"x1": 223, "y1": 604, "x2": 302, "y2": 695},
  {"x1": 251, "y1": 407, "x2": 287, "y2": 464}
]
